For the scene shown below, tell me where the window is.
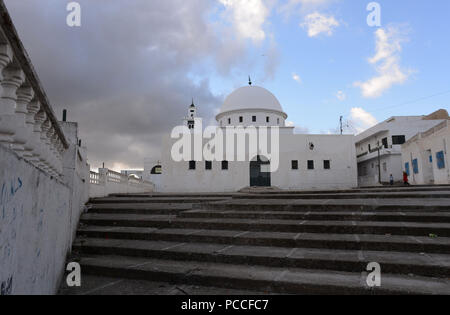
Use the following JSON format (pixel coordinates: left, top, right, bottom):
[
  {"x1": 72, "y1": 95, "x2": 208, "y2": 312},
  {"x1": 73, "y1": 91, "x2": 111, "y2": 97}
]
[
  {"x1": 239, "y1": 116, "x2": 243, "y2": 123},
  {"x1": 222, "y1": 161, "x2": 229, "y2": 170},
  {"x1": 277, "y1": 118, "x2": 280, "y2": 125},
  {"x1": 189, "y1": 161, "x2": 196, "y2": 170},
  {"x1": 252, "y1": 116, "x2": 256, "y2": 122},
  {"x1": 228, "y1": 118, "x2": 231, "y2": 125},
  {"x1": 266, "y1": 117, "x2": 270, "y2": 123},
  {"x1": 412, "y1": 159, "x2": 419, "y2": 174},
  {"x1": 382, "y1": 137, "x2": 388, "y2": 149},
  {"x1": 436, "y1": 151, "x2": 446, "y2": 169},
  {"x1": 392, "y1": 135, "x2": 406, "y2": 145},
  {"x1": 292, "y1": 160, "x2": 298, "y2": 170},
  {"x1": 307, "y1": 160, "x2": 314, "y2": 170},
  {"x1": 205, "y1": 161, "x2": 212, "y2": 170},
  {"x1": 324, "y1": 160, "x2": 331, "y2": 170},
  {"x1": 368, "y1": 144, "x2": 371, "y2": 151},
  {"x1": 405, "y1": 162, "x2": 410, "y2": 176}
]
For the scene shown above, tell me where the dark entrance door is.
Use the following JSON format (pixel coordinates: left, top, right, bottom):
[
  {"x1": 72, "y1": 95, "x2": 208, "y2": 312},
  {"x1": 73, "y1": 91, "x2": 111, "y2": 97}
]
[{"x1": 250, "y1": 156, "x2": 271, "y2": 187}]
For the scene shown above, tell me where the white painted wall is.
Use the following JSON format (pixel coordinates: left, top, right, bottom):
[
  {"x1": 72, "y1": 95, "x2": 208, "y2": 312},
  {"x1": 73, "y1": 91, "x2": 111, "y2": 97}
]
[
  {"x1": 0, "y1": 145, "x2": 71, "y2": 294},
  {"x1": 0, "y1": 121, "x2": 90, "y2": 295},
  {"x1": 402, "y1": 121, "x2": 450, "y2": 185},
  {"x1": 159, "y1": 130, "x2": 357, "y2": 192}
]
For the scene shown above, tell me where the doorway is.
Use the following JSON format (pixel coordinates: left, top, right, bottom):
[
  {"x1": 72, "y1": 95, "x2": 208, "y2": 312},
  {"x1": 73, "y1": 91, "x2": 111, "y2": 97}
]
[{"x1": 250, "y1": 155, "x2": 271, "y2": 187}]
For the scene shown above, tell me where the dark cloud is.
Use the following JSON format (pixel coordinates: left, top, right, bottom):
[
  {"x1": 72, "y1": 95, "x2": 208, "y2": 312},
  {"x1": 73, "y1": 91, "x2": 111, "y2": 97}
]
[{"x1": 4, "y1": 0, "x2": 269, "y2": 169}]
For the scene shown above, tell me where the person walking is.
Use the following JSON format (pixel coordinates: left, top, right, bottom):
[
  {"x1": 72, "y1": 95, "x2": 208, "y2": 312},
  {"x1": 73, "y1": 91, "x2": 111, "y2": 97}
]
[
  {"x1": 390, "y1": 174, "x2": 394, "y2": 186},
  {"x1": 403, "y1": 171, "x2": 410, "y2": 186}
]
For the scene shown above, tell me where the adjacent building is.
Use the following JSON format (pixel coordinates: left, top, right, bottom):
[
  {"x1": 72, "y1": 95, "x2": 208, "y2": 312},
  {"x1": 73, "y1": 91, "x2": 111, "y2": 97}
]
[
  {"x1": 355, "y1": 109, "x2": 449, "y2": 186},
  {"x1": 402, "y1": 119, "x2": 450, "y2": 185}
]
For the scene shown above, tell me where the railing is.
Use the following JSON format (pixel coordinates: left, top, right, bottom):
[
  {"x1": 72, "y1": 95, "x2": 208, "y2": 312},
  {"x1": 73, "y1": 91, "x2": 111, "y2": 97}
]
[
  {"x1": 0, "y1": 3, "x2": 68, "y2": 178},
  {"x1": 89, "y1": 168, "x2": 154, "y2": 197}
]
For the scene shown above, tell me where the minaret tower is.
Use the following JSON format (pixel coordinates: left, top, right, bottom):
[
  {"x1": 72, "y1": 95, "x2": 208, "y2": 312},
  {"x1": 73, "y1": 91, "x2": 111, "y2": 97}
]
[{"x1": 183, "y1": 99, "x2": 201, "y2": 130}]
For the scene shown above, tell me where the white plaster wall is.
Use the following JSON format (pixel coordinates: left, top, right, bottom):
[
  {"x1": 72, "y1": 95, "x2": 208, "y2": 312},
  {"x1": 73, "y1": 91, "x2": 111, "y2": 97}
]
[
  {"x1": 0, "y1": 144, "x2": 71, "y2": 295},
  {"x1": 402, "y1": 124, "x2": 450, "y2": 185},
  {"x1": 217, "y1": 110, "x2": 286, "y2": 128},
  {"x1": 159, "y1": 131, "x2": 357, "y2": 192}
]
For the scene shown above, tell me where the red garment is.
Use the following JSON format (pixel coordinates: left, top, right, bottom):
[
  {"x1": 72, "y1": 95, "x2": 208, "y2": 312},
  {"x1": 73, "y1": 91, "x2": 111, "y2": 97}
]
[{"x1": 403, "y1": 172, "x2": 408, "y2": 183}]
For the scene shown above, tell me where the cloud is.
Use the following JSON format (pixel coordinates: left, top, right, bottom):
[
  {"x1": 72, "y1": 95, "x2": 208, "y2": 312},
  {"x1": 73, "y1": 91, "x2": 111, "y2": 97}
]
[
  {"x1": 301, "y1": 12, "x2": 339, "y2": 37},
  {"x1": 336, "y1": 90, "x2": 346, "y2": 101},
  {"x1": 354, "y1": 26, "x2": 412, "y2": 98},
  {"x1": 4, "y1": 0, "x2": 276, "y2": 170},
  {"x1": 349, "y1": 107, "x2": 378, "y2": 134},
  {"x1": 219, "y1": 0, "x2": 270, "y2": 42},
  {"x1": 292, "y1": 73, "x2": 302, "y2": 84}
]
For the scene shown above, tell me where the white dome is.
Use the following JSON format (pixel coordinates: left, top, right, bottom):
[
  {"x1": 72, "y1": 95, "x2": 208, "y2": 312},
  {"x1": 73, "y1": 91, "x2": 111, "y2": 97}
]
[{"x1": 218, "y1": 86, "x2": 285, "y2": 115}]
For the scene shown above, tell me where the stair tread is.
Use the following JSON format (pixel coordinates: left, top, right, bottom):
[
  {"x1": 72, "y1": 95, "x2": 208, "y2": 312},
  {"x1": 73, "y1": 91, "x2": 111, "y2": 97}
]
[
  {"x1": 78, "y1": 226, "x2": 450, "y2": 246},
  {"x1": 74, "y1": 238, "x2": 450, "y2": 268},
  {"x1": 77, "y1": 254, "x2": 450, "y2": 295},
  {"x1": 81, "y1": 213, "x2": 450, "y2": 228}
]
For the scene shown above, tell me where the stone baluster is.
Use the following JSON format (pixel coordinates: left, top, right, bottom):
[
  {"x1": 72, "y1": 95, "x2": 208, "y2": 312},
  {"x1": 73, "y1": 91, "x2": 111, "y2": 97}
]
[
  {"x1": 38, "y1": 115, "x2": 52, "y2": 173},
  {"x1": 11, "y1": 85, "x2": 34, "y2": 156},
  {"x1": 45, "y1": 124, "x2": 57, "y2": 176},
  {"x1": 23, "y1": 99, "x2": 41, "y2": 161},
  {"x1": 0, "y1": 53, "x2": 24, "y2": 144},
  {"x1": 49, "y1": 130, "x2": 62, "y2": 176}
]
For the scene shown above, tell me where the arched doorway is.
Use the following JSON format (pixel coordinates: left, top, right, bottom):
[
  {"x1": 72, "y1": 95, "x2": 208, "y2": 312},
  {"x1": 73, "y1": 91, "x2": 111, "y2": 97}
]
[{"x1": 250, "y1": 155, "x2": 271, "y2": 187}]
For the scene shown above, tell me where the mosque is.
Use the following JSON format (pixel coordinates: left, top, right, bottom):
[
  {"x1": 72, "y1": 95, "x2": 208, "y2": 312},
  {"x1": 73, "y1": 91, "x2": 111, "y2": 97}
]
[{"x1": 145, "y1": 84, "x2": 357, "y2": 192}]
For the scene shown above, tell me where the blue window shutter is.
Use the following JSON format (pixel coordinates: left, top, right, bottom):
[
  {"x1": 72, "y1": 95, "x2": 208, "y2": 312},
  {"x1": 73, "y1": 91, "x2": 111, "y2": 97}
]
[
  {"x1": 405, "y1": 162, "x2": 410, "y2": 176},
  {"x1": 436, "y1": 151, "x2": 445, "y2": 169},
  {"x1": 412, "y1": 159, "x2": 419, "y2": 174}
]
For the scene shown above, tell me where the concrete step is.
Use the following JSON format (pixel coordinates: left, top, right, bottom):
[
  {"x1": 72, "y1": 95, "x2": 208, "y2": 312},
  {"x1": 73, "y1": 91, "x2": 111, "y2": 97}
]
[
  {"x1": 88, "y1": 203, "x2": 191, "y2": 215},
  {"x1": 233, "y1": 192, "x2": 450, "y2": 200},
  {"x1": 76, "y1": 255, "x2": 450, "y2": 295},
  {"x1": 179, "y1": 210, "x2": 450, "y2": 223},
  {"x1": 77, "y1": 226, "x2": 450, "y2": 254},
  {"x1": 59, "y1": 274, "x2": 263, "y2": 295},
  {"x1": 199, "y1": 199, "x2": 450, "y2": 212},
  {"x1": 80, "y1": 213, "x2": 450, "y2": 237},
  {"x1": 73, "y1": 238, "x2": 450, "y2": 278},
  {"x1": 90, "y1": 197, "x2": 232, "y2": 204}
]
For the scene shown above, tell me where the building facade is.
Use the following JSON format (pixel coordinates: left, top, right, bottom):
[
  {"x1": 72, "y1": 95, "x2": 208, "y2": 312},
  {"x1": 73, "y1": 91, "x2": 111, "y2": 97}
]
[
  {"x1": 147, "y1": 85, "x2": 357, "y2": 192},
  {"x1": 355, "y1": 110, "x2": 448, "y2": 186},
  {"x1": 402, "y1": 120, "x2": 450, "y2": 185}
]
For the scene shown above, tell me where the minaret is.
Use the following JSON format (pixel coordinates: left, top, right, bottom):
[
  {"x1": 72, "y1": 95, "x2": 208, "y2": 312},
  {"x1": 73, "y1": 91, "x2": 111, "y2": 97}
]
[{"x1": 184, "y1": 99, "x2": 200, "y2": 130}]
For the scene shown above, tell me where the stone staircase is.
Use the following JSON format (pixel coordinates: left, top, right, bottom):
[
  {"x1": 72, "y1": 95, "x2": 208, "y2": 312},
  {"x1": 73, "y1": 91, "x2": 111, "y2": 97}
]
[{"x1": 61, "y1": 188, "x2": 450, "y2": 295}]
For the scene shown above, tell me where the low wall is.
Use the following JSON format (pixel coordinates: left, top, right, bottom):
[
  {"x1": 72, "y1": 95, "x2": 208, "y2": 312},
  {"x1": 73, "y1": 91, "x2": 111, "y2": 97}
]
[
  {"x1": 89, "y1": 169, "x2": 154, "y2": 198},
  {"x1": 0, "y1": 144, "x2": 75, "y2": 294}
]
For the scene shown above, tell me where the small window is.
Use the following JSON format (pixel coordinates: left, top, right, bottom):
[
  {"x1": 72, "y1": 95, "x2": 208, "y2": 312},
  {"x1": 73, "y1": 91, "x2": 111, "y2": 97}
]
[
  {"x1": 252, "y1": 116, "x2": 256, "y2": 122},
  {"x1": 436, "y1": 151, "x2": 446, "y2": 169},
  {"x1": 239, "y1": 116, "x2": 243, "y2": 123},
  {"x1": 205, "y1": 161, "x2": 212, "y2": 170},
  {"x1": 307, "y1": 160, "x2": 314, "y2": 170},
  {"x1": 405, "y1": 162, "x2": 410, "y2": 176},
  {"x1": 412, "y1": 159, "x2": 419, "y2": 174},
  {"x1": 277, "y1": 118, "x2": 280, "y2": 125},
  {"x1": 189, "y1": 161, "x2": 196, "y2": 170},
  {"x1": 324, "y1": 160, "x2": 331, "y2": 170},
  {"x1": 228, "y1": 118, "x2": 231, "y2": 125},
  {"x1": 292, "y1": 160, "x2": 298, "y2": 170},
  {"x1": 222, "y1": 161, "x2": 229, "y2": 170},
  {"x1": 392, "y1": 135, "x2": 406, "y2": 145},
  {"x1": 382, "y1": 137, "x2": 388, "y2": 149},
  {"x1": 266, "y1": 117, "x2": 270, "y2": 123}
]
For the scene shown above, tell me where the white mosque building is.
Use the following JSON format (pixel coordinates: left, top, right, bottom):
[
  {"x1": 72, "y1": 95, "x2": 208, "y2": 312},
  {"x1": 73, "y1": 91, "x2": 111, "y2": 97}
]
[{"x1": 145, "y1": 84, "x2": 357, "y2": 192}]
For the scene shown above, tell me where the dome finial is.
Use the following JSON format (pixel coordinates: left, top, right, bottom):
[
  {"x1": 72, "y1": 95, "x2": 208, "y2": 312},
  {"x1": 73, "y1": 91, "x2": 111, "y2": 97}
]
[{"x1": 248, "y1": 76, "x2": 252, "y2": 86}]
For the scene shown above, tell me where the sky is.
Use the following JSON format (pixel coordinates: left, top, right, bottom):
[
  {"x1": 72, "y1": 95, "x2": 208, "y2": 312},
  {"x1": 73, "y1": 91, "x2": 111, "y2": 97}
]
[{"x1": 4, "y1": 0, "x2": 450, "y2": 170}]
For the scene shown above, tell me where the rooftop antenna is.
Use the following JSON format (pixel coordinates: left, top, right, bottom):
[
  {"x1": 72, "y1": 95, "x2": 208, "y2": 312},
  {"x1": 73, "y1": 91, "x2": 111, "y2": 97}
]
[{"x1": 248, "y1": 76, "x2": 252, "y2": 86}]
